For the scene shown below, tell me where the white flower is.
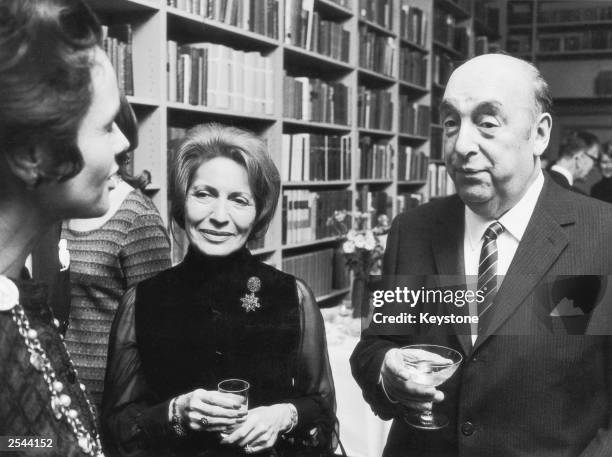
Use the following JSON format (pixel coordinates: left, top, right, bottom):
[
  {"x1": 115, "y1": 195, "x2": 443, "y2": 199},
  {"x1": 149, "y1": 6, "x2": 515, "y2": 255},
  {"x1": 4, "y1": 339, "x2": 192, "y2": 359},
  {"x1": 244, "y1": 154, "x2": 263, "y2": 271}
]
[
  {"x1": 364, "y1": 232, "x2": 376, "y2": 251},
  {"x1": 346, "y1": 229, "x2": 357, "y2": 241},
  {"x1": 343, "y1": 240, "x2": 356, "y2": 254},
  {"x1": 354, "y1": 234, "x2": 366, "y2": 249}
]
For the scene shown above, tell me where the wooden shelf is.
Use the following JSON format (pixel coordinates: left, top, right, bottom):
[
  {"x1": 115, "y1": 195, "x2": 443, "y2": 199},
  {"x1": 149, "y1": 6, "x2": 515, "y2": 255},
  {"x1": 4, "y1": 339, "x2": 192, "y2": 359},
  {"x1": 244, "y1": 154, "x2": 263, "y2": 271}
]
[
  {"x1": 282, "y1": 236, "x2": 343, "y2": 251},
  {"x1": 87, "y1": 0, "x2": 159, "y2": 13},
  {"x1": 433, "y1": 40, "x2": 464, "y2": 59},
  {"x1": 316, "y1": 287, "x2": 351, "y2": 303},
  {"x1": 316, "y1": 0, "x2": 353, "y2": 20},
  {"x1": 399, "y1": 80, "x2": 429, "y2": 93},
  {"x1": 400, "y1": 38, "x2": 429, "y2": 54},
  {"x1": 167, "y1": 8, "x2": 279, "y2": 51},
  {"x1": 398, "y1": 180, "x2": 427, "y2": 186},
  {"x1": 398, "y1": 132, "x2": 429, "y2": 142},
  {"x1": 432, "y1": 82, "x2": 446, "y2": 91},
  {"x1": 251, "y1": 246, "x2": 276, "y2": 256},
  {"x1": 283, "y1": 181, "x2": 352, "y2": 187},
  {"x1": 283, "y1": 118, "x2": 351, "y2": 132},
  {"x1": 284, "y1": 45, "x2": 353, "y2": 73},
  {"x1": 167, "y1": 102, "x2": 276, "y2": 123},
  {"x1": 356, "y1": 179, "x2": 393, "y2": 185},
  {"x1": 358, "y1": 18, "x2": 397, "y2": 38},
  {"x1": 358, "y1": 127, "x2": 394, "y2": 137},
  {"x1": 507, "y1": 24, "x2": 532, "y2": 31},
  {"x1": 358, "y1": 67, "x2": 396, "y2": 85}
]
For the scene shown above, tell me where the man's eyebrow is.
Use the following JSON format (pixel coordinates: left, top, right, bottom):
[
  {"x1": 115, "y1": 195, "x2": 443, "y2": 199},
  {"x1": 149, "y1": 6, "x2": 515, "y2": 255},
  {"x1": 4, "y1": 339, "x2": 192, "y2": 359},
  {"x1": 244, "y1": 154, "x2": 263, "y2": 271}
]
[
  {"x1": 439, "y1": 100, "x2": 455, "y2": 117},
  {"x1": 474, "y1": 101, "x2": 503, "y2": 113}
]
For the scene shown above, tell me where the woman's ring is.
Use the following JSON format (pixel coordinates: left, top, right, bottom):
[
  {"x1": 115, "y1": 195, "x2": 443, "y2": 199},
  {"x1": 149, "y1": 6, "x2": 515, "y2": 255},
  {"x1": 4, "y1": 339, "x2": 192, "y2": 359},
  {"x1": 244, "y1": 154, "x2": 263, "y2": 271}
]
[
  {"x1": 244, "y1": 445, "x2": 253, "y2": 453},
  {"x1": 200, "y1": 415, "x2": 209, "y2": 425}
]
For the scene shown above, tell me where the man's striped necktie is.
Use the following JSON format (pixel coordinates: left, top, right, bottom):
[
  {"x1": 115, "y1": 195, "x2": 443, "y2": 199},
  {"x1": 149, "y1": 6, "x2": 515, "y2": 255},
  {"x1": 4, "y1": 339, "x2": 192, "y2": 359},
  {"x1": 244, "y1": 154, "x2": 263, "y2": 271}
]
[{"x1": 477, "y1": 221, "x2": 505, "y2": 334}]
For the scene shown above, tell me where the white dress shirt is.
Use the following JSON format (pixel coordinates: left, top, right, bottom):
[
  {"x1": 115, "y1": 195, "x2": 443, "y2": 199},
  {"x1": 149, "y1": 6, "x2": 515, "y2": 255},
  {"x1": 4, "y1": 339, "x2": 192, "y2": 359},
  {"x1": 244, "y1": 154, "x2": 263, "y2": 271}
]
[{"x1": 463, "y1": 171, "x2": 545, "y2": 343}]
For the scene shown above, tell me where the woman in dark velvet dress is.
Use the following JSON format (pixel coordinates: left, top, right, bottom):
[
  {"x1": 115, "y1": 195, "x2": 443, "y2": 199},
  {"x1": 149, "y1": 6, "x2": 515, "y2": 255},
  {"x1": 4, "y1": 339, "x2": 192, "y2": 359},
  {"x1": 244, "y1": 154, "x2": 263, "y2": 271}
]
[
  {"x1": 591, "y1": 143, "x2": 612, "y2": 204},
  {"x1": 102, "y1": 123, "x2": 336, "y2": 457}
]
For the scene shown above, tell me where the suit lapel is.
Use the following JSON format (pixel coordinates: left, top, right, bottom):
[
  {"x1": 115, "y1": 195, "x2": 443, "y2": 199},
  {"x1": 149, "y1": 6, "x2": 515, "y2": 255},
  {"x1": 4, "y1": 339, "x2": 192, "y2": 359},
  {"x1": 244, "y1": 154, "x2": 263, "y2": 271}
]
[
  {"x1": 431, "y1": 196, "x2": 472, "y2": 356},
  {"x1": 473, "y1": 180, "x2": 573, "y2": 352}
]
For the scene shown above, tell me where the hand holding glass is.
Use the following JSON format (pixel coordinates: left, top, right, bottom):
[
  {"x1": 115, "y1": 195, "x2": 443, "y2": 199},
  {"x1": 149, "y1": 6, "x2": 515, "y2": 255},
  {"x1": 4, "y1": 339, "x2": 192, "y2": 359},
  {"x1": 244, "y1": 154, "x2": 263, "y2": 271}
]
[
  {"x1": 218, "y1": 379, "x2": 249, "y2": 434},
  {"x1": 401, "y1": 345, "x2": 462, "y2": 430}
]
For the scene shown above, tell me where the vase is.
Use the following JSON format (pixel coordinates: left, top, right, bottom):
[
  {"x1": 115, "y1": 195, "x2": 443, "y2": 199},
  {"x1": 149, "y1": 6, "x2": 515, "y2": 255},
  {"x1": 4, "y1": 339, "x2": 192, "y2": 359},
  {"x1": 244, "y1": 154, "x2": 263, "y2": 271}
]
[{"x1": 351, "y1": 276, "x2": 370, "y2": 319}]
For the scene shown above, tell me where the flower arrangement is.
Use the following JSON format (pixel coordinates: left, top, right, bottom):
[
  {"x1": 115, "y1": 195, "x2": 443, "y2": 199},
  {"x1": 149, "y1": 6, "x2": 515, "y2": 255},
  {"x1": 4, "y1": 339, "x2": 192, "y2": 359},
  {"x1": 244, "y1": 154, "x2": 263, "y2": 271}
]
[{"x1": 327, "y1": 210, "x2": 391, "y2": 317}]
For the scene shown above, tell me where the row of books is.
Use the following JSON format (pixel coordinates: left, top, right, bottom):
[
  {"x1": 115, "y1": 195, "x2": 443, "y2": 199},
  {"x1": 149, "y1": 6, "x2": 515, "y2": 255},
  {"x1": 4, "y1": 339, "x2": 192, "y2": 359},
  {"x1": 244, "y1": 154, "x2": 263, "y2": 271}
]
[
  {"x1": 538, "y1": 4, "x2": 612, "y2": 24},
  {"x1": 474, "y1": 35, "x2": 501, "y2": 56},
  {"x1": 428, "y1": 163, "x2": 455, "y2": 198},
  {"x1": 356, "y1": 186, "x2": 392, "y2": 228},
  {"x1": 430, "y1": 126, "x2": 444, "y2": 161},
  {"x1": 595, "y1": 71, "x2": 612, "y2": 96},
  {"x1": 283, "y1": 75, "x2": 350, "y2": 125},
  {"x1": 359, "y1": 0, "x2": 393, "y2": 30},
  {"x1": 357, "y1": 87, "x2": 393, "y2": 131},
  {"x1": 285, "y1": 1, "x2": 350, "y2": 62},
  {"x1": 400, "y1": 48, "x2": 427, "y2": 87},
  {"x1": 399, "y1": 99, "x2": 429, "y2": 137},
  {"x1": 397, "y1": 192, "x2": 424, "y2": 213},
  {"x1": 473, "y1": 1, "x2": 500, "y2": 31},
  {"x1": 506, "y1": 34, "x2": 531, "y2": 54},
  {"x1": 359, "y1": 27, "x2": 395, "y2": 76},
  {"x1": 398, "y1": 146, "x2": 429, "y2": 181},
  {"x1": 102, "y1": 24, "x2": 133, "y2": 96},
  {"x1": 433, "y1": 10, "x2": 457, "y2": 48},
  {"x1": 400, "y1": 3, "x2": 428, "y2": 47},
  {"x1": 432, "y1": 51, "x2": 455, "y2": 86},
  {"x1": 282, "y1": 248, "x2": 337, "y2": 298},
  {"x1": 167, "y1": 0, "x2": 279, "y2": 39},
  {"x1": 538, "y1": 30, "x2": 612, "y2": 53},
  {"x1": 281, "y1": 133, "x2": 352, "y2": 182},
  {"x1": 357, "y1": 137, "x2": 393, "y2": 180},
  {"x1": 167, "y1": 41, "x2": 274, "y2": 115},
  {"x1": 282, "y1": 189, "x2": 352, "y2": 245}
]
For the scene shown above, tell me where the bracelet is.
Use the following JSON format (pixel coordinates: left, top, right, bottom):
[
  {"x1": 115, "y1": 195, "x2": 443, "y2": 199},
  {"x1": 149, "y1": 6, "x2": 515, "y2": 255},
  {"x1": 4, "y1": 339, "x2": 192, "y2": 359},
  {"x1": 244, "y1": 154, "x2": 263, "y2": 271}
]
[
  {"x1": 170, "y1": 397, "x2": 187, "y2": 437},
  {"x1": 284, "y1": 404, "x2": 298, "y2": 434}
]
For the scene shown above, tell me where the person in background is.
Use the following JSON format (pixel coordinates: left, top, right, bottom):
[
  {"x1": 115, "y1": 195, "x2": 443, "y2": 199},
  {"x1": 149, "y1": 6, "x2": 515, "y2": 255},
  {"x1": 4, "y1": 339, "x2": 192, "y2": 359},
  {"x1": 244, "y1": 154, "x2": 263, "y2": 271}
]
[
  {"x1": 0, "y1": 0, "x2": 130, "y2": 455},
  {"x1": 547, "y1": 130, "x2": 600, "y2": 193},
  {"x1": 62, "y1": 95, "x2": 171, "y2": 413},
  {"x1": 103, "y1": 123, "x2": 336, "y2": 457},
  {"x1": 591, "y1": 142, "x2": 612, "y2": 204}
]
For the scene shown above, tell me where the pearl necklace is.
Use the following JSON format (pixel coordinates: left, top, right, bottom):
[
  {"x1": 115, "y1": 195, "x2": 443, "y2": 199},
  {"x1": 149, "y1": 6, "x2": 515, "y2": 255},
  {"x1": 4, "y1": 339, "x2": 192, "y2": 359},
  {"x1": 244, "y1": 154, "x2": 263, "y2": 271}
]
[{"x1": 0, "y1": 276, "x2": 104, "y2": 457}]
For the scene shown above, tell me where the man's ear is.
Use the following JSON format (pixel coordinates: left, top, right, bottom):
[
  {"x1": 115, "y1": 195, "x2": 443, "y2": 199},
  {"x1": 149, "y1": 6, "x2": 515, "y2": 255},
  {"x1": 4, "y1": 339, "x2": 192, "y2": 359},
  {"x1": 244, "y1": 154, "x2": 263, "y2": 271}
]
[
  {"x1": 5, "y1": 145, "x2": 46, "y2": 188},
  {"x1": 533, "y1": 112, "x2": 553, "y2": 157}
]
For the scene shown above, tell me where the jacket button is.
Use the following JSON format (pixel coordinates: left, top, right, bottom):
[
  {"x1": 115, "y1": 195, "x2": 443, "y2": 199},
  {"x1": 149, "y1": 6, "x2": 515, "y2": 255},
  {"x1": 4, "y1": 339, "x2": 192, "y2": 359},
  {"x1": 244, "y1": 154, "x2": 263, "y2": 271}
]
[{"x1": 461, "y1": 421, "x2": 475, "y2": 436}]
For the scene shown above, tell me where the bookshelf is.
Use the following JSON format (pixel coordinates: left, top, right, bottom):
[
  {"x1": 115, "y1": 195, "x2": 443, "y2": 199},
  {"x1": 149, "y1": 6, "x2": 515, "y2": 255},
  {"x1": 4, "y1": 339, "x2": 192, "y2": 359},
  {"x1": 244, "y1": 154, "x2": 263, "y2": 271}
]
[
  {"x1": 86, "y1": 0, "x2": 499, "y2": 304},
  {"x1": 504, "y1": 0, "x2": 612, "y2": 161}
]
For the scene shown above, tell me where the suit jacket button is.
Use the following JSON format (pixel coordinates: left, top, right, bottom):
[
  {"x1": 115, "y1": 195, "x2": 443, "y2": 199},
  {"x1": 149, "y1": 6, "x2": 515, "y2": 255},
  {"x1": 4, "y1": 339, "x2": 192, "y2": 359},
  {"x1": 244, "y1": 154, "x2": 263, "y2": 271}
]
[{"x1": 461, "y1": 421, "x2": 475, "y2": 436}]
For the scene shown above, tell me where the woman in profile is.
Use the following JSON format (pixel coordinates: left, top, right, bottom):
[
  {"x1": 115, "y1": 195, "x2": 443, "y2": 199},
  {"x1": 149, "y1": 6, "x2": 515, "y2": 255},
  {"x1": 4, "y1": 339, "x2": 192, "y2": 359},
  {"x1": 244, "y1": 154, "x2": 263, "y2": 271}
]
[
  {"x1": 103, "y1": 123, "x2": 336, "y2": 457},
  {"x1": 0, "y1": 1, "x2": 129, "y2": 454},
  {"x1": 62, "y1": 95, "x2": 171, "y2": 413}
]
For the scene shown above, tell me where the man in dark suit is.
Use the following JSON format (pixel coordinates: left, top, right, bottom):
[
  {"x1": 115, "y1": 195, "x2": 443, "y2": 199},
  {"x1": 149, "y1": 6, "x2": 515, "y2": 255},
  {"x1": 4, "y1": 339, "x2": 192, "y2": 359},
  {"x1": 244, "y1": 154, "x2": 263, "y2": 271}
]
[
  {"x1": 547, "y1": 131, "x2": 600, "y2": 193},
  {"x1": 351, "y1": 54, "x2": 612, "y2": 457}
]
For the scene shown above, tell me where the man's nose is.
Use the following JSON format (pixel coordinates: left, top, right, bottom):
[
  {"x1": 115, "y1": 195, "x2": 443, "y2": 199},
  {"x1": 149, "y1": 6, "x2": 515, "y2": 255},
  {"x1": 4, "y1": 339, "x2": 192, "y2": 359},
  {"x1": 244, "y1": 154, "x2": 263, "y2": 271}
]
[{"x1": 452, "y1": 123, "x2": 479, "y2": 159}]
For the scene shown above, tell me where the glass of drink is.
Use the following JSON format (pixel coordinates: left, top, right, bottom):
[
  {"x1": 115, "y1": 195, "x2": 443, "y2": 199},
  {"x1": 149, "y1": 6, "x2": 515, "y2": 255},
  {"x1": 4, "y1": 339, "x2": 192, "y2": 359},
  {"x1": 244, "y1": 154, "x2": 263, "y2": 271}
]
[
  {"x1": 218, "y1": 378, "x2": 249, "y2": 434},
  {"x1": 401, "y1": 344, "x2": 462, "y2": 430}
]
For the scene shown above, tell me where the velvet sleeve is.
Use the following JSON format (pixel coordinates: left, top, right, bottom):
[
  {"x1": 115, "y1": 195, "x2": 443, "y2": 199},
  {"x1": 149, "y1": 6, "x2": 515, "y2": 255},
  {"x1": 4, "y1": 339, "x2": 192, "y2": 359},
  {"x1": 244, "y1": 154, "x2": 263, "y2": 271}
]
[
  {"x1": 101, "y1": 287, "x2": 175, "y2": 457},
  {"x1": 285, "y1": 279, "x2": 338, "y2": 452}
]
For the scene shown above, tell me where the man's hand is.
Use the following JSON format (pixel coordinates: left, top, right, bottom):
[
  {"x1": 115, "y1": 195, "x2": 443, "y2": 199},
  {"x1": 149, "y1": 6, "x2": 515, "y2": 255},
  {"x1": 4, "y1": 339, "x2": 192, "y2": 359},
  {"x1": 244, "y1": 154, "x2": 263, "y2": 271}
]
[{"x1": 380, "y1": 348, "x2": 444, "y2": 412}]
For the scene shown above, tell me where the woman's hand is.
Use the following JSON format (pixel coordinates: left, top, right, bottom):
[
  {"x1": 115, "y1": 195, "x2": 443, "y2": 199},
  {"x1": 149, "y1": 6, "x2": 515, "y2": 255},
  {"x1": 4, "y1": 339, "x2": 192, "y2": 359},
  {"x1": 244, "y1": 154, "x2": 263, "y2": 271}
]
[
  {"x1": 220, "y1": 404, "x2": 293, "y2": 453},
  {"x1": 176, "y1": 388, "x2": 247, "y2": 433}
]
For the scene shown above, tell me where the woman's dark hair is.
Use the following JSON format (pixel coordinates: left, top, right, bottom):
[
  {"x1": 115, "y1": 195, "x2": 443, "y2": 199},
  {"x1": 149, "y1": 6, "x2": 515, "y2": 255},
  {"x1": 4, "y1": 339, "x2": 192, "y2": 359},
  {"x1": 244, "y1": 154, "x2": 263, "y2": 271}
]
[
  {"x1": 170, "y1": 123, "x2": 280, "y2": 241},
  {"x1": 0, "y1": 0, "x2": 102, "y2": 183},
  {"x1": 114, "y1": 94, "x2": 151, "y2": 191}
]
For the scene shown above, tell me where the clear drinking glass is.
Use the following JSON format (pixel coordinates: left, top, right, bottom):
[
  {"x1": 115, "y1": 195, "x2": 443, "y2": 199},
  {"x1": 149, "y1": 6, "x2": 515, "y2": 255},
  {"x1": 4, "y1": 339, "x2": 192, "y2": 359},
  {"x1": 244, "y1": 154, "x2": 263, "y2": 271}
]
[
  {"x1": 401, "y1": 344, "x2": 462, "y2": 430},
  {"x1": 218, "y1": 378, "x2": 250, "y2": 433}
]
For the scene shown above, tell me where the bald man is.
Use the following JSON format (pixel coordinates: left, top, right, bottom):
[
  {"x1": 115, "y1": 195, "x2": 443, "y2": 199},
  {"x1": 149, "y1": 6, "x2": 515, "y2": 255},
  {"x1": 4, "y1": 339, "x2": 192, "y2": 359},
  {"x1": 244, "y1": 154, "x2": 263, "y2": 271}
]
[{"x1": 351, "y1": 54, "x2": 612, "y2": 457}]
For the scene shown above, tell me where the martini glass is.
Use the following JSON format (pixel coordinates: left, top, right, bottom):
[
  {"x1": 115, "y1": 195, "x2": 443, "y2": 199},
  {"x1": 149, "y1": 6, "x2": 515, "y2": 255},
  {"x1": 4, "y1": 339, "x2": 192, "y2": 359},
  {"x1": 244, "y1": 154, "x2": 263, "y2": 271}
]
[{"x1": 401, "y1": 344, "x2": 462, "y2": 430}]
